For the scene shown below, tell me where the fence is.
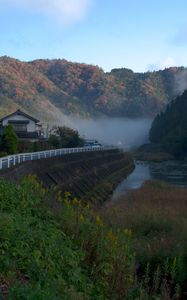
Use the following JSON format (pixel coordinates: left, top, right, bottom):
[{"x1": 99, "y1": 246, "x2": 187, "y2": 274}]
[{"x1": 0, "y1": 146, "x2": 116, "y2": 170}]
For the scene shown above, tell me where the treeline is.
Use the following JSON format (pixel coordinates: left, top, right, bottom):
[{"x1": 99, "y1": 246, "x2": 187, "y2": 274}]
[
  {"x1": 149, "y1": 90, "x2": 187, "y2": 157},
  {"x1": 0, "y1": 125, "x2": 83, "y2": 156}
]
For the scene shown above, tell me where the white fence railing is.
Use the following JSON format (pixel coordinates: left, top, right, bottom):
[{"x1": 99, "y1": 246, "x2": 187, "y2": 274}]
[{"x1": 0, "y1": 146, "x2": 116, "y2": 170}]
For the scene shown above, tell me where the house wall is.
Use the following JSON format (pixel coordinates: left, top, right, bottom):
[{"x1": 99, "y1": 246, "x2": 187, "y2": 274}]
[{"x1": 2, "y1": 114, "x2": 36, "y2": 132}]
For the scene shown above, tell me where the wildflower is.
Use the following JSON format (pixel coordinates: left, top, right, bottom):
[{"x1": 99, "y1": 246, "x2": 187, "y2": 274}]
[
  {"x1": 57, "y1": 191, "x2": 62, "y2": 203},
  {"x1": 65, "y1": 199, "x2": 71, "y2": 207},
  {"x1": 79, "y1": 214, "x2": 84, "y2": 222},
  {"x1": 123, "y1": 228, "x2": 132, "y2": 238},
  {"x1": 73, "y1": 198, "x2": 80, "y2": 205},
  {"x1": 86, "y1": 203, "x2": 90, "y2": 210},
  {"x1": 65, "y1": 191, "x2": 71, "y2": 199},
  {"x1": 96, "y1": 215, "x2": 103, "y2": 227},
  {"x1": 108, "y1": 229, "x2": 117, "y2": 244}
]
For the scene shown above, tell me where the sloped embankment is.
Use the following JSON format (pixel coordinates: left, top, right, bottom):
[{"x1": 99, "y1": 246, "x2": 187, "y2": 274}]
[{"x1": 1, "y1": 149, "x2": 134, "y2": 204}]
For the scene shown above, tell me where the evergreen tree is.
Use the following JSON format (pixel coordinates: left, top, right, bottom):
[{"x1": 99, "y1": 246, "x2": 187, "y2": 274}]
[
  {"x1": 149, "y1": 90, "x2": 187, "y2": 157},
  {"x1": 1, "y1": 125, "x2": 19, "y2": 154}
]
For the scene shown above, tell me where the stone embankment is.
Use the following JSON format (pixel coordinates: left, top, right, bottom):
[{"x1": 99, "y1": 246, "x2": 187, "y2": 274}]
[{"x1": 0, "y1": 149, "x2": 134, "y2": 204}]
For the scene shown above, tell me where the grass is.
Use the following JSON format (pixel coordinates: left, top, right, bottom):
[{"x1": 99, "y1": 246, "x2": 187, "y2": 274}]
[
  {"x1": 99, "y1": 181, "x2": 187, "y2": 290},
  {"x1": 0, "y1": 176, "x2": 186, "y2": 299}
]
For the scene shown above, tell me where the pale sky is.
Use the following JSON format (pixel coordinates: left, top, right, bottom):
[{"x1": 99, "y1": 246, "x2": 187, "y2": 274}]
[{"x1": 0, "y1": 0, "x2": 187, "y2": 72}]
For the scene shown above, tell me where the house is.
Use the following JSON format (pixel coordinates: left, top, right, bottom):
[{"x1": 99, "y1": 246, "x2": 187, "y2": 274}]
[{"x1": 0, "y1": 109, "x2": 44, "y2": 141}]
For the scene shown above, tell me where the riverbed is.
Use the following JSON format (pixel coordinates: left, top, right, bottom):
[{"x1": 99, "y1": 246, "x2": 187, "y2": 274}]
[{"x1": 112, "y1": 160, "x2": 187, "y2": 200}]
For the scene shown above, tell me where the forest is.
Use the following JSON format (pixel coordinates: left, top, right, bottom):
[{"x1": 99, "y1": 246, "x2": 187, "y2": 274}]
[
  {"x1": 149, "y1": 90, "x2": 187, "y2": 157},
  {"x1": 0, "y1": 56, "x2": 186, "y2": 121}
]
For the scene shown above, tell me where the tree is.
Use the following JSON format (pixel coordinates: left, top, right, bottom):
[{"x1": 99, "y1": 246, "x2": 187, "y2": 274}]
[
  {"x1": 49, "y1": 126, "x2": 84, "y2": 148},
  {"x1": 149, "y1": 90, "x2": 187, "y2": 157},
  {"x1": 1, "y1": 125, "x2": 19, "y2": 154},
  {"x1": 48, "y1": 135, "x2": 60, "y2": 148},
  {"x1": 58, "y1": 126, "x2": 82, "y2": 148}
]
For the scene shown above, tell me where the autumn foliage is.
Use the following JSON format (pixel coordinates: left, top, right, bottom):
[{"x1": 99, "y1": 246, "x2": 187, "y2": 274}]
[{"x1": 0, "y1": 56, "x2": 184, "y2": 121}]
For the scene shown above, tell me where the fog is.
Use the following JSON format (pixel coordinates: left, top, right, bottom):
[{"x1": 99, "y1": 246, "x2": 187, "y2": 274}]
[
  {"x1": 63, "y1": 117, "x2": 153, "y2": 150},
  {"x1": 174, "y1": 69, "x2": 187, "y2": 95}
]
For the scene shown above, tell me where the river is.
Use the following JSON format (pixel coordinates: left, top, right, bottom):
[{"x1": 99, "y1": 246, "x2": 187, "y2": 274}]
[{"x1": 112, "y1": 160, "x2": 187, "y2": 200}]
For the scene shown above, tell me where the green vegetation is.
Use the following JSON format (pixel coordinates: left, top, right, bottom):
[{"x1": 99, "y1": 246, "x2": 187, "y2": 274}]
[
  {"x1": 100, "y1": 181, "x2": 187, "y2": 298},
  {"x1": 0, "y1": 56, "x2": 185, "y2": 120},
  {"x1": 0, "y1": 176, "x2": 185, "y2": 299},
  {"x1": 149, "y1": 90, "x2": 187, "y2": 157},
  {"x1": 0, "y1": 125, "x2": 19, "y2": 154},
  {"x1": 17, "y1": 126, "x2": 83, "y2": 153},
  {"x1": 49, "y1": 126, "x2": 84, "y2": 148}
]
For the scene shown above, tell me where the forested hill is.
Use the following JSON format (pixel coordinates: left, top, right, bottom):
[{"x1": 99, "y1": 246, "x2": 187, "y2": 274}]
[
  {"x1": 0, "y1": 56, "x2": 186, "y2": 121},
  {"x1": 149, "y1": 90, "x2": 187, "y2": 157}
]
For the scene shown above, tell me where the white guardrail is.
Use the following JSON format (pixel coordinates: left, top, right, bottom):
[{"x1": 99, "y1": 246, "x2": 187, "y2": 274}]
[{"x1": 0, "y1": 146, "x2": 116, "y2": 170}]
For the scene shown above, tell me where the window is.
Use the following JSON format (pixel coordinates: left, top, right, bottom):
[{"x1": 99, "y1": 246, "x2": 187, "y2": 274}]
[{"x1": 12, "y1": 123, "x2": 27, "y2": 132}]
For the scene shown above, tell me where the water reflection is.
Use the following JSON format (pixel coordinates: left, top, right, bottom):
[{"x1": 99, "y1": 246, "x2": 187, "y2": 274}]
[{"x1": 112, "y1": 161, "x2": 187, "y2": 200}]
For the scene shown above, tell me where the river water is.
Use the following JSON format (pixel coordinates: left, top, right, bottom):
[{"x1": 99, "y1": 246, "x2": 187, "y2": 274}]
[{"x1": 112, "y1": 160, "x2": 187, "y2": 200}]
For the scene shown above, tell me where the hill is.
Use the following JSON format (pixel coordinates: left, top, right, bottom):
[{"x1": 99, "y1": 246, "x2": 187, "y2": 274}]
[
  {"x1": 149, "y1": 90, "x2": 187, "y2": 157},
  {"x1": 0, "y1": 56, "x2": 186, "y2": 121}
]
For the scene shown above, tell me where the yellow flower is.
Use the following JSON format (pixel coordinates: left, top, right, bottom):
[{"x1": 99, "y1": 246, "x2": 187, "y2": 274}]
[
  {"x1": 65, "y1": 191, "x2": 71, "y2": 198},
  {"x1": 123, "y1": 228, "x2": 132, "y2": 238},
  {"x1": 86, "y1": 204, "x2": 90, "y2": 210},
  {"x1": 108, "y1": 229, "x2": 117, "y2": 244},
  {"x1": 57, "y1": 191, "x2": 62, "y2": 203},
  {"x1": 65, "y1": 199, "x2": 71, "y2": 207},
  {"x1": 73, "y1": 198, "x2": 80, "y2": 205},
  {"x1": 96, "y1": 216, "x2": 103, "y2": 227},
  {"x1": 79, "y1": 214, "x2": 84, "y2": 222}
]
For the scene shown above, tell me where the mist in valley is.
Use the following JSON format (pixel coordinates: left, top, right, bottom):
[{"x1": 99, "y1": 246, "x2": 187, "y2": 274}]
[{"x1": 64, "y1": 117, "x2": 153, "y2": 150}]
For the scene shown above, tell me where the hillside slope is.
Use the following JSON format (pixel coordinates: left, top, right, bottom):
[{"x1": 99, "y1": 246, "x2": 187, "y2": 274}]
[
  {"x1": 0, "y1": 56, "x2": 185, "y2": 121},
  {"x1": 149, "y1": 90, "x2": 187, "y2": 157}
]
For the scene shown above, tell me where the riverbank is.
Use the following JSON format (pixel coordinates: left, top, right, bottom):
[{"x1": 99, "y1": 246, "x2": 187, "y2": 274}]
[
  {"x1": 133, "y1": 143, "x2": 174, "y2": 162},
  {"x1": 0, "y1": 149, "x2": 134, "y2": 205},
  {"x1": 112, "y1": 160, "x2": 187, "y2": 201},
  {"x1": 100, "y1": 180, "x2": 187, "y2": 299}
]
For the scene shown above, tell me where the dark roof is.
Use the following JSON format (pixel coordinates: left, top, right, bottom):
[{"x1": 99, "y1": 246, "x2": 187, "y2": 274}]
[{"x1": 0, "y1": 109, "x2": 40, "y2": 123}]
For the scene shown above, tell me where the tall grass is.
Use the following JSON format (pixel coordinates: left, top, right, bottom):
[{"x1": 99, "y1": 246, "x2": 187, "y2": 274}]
[
  {"x1": 100, "y1": 180, "x2": 187, "y2": 296},
  {"x1": 0, "y1": 177, "x2": 185, "y2": 299}
]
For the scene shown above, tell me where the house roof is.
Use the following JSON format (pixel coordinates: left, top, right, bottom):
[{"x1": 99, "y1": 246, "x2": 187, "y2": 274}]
[{"x1": 0, "y1": 109, "x2": 40, "y2": 123}]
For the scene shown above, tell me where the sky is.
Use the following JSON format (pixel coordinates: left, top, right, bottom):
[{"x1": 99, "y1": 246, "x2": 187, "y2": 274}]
[{"x1": 0, "y1": 0, "x2": 187, "y2": 72}]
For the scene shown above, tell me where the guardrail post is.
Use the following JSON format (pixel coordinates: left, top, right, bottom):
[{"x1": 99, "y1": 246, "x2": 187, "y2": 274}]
[
  {"x1": 0, "y1": 159, "x2": 2, "y2": 169},
  {"x1": 7, "y1": 157, "x2": 10, "y2": 168}
]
